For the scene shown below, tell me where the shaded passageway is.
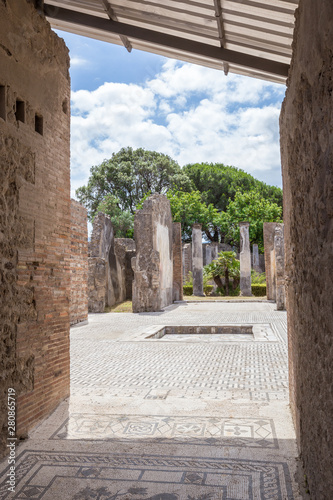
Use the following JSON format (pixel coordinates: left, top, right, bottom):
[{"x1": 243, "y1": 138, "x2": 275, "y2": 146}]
[{"x1": 0, "y1": 302, "x2": 306, "y2": 499}]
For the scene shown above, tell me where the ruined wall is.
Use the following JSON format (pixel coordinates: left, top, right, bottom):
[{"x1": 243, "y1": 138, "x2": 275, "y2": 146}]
[
  {"x1": 88, "y1": 213, "x2": 133, "y2": 312},
  {"x1": 70, "y1": 200, "x2": 88, "y2": 325},
  {"x1": 132, "y1": 194, "x2": 173, "y2": 312},
  {"x1": 0, "y1": 0, "x2": 70, "y2": 456},
  {"x1": 114, "y1": 238, "x2": 136, "y2": 301},
  {"x1": 280, "y1": 0, "x2": 333, "y2": 496}
]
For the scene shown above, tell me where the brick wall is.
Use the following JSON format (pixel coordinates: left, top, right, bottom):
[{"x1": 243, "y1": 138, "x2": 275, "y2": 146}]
[
  {"x1": 280, "y1": 0, "x2": 333, "y2": 496},
  {"x1": 70, "y1": 200, "x2": 88, "y2": 325},
  {"x1": 0, "y1": 0, "x2": 70, "y2": 456}
]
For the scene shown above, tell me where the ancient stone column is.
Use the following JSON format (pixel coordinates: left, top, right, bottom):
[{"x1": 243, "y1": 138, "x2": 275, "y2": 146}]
[
  {"x1": 206, "y1": 244, "x2": 212, "y2": 265},
  {"x1": 172, "y1": 222, "x2": 183, "y2": 301},
  {"x1": 252, "y1": 244, "x2": 260, "y2": 272},
  {"x1": 239, "y1": 222, "x2": 252, "y2": 296},
  {"x1": 132, "y1": 194, "x2": 173, "y2": 312},
  {"x1": 263, "y1": 222, "x2": 280, "y2": 300},
  {"x1": 274, "y1": 224, "x2": 285, "y2": 310},
  {"x1": 211, "y1": 242, "x2": 219, "y2": 262},
  {"x1": 182, "y1": 243, "x2": 192, "y2": 282},
  {"x1": 192, "y1": 224, "x2": 204, "y2": 296}
]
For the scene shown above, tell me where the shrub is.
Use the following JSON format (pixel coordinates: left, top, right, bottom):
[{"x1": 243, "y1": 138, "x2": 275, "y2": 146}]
[
  {"x1": 204, "y1": 285, "x2": 213, "y2": 296},
  {"x1": 251, "y1": 284, "x2": 266, "y2": 296},
  {"x1": 229, "y1": 286, "x2": 240, "y2": 297},
  {"x1": 183, "y1": 285, "x2": 193, "y2": 296},
  {"x1": 251, "y1": 270, "x2": 266, "y2": 284}
]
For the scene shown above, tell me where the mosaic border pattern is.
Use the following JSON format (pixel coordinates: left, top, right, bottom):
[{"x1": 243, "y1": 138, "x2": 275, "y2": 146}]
[
  {"x1": 0, "y1": 451, "x2": 294, "y2": 500},
  {"x1": 49, "y1": 415, "x2": 279, "y2": 449}
]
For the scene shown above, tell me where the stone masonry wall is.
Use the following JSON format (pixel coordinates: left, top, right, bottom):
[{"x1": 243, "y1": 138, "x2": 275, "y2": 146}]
[
  {"x1": 70, "y1": 200, "x2": 88, "y2": 325},
  {"x1": 88, "y1": 213, "x2": 133, "y2": 312},
  {"x1": 0, "y1": 0, "x2": 70, "y2": 457},
  {"x1": 132, "y1": 194, "x2": 173, "y2": 312},
  {"x1": 280, "y1": 0, "x2": 333, "y2": 497}
]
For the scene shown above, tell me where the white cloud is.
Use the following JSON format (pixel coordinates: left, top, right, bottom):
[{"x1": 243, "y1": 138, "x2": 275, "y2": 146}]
[
  {"x1": 70, "y1": 56, "x2": 89, "y2": 67},
  {"x1": 70, "y1": 60, "x2": 286, "y2": 198}
]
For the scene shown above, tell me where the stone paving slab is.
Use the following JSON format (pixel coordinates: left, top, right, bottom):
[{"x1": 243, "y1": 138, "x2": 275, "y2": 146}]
[{"x1": 0, "y1": 302, "x2": 305, "y2": 499}]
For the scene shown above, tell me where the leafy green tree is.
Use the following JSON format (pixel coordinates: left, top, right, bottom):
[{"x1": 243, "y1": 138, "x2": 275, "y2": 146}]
[
  {"x1": 76, "y1": 147, "x2": 192, "y2": 220},
  {"x1": 166, "y1": 190, "x2": 220, "y2": 242},
  {"x1": 205, "y1": 251, "x2": 240, "y2": 296},
  {"x1": 95, "y1": 194, "x2": 134, "y2": 238},
  {"x1": 183, "y1": 162, "x2": 283, "y2": 212},
  {"x1": 218, "y1": 190, "x2": 283, "y2": 252}
]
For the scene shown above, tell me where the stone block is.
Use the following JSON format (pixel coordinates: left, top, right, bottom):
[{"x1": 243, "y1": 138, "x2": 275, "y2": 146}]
[{"x1": 132, "y1": 194, "x2": 173, "y2": 312}]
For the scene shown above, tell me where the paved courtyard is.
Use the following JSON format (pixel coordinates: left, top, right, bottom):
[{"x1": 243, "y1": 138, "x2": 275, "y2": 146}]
[{"x1": 0, "y1": 301, "x2": 306, "y2": 499}]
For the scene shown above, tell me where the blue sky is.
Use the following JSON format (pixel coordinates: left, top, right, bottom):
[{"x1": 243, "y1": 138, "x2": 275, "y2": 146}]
[{"x1": 55, "y1": 30, "x2": 286, "y2": 198}]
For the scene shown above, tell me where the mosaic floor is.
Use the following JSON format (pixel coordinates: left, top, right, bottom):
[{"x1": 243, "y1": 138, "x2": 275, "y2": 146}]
[{"x1": 0, "y1": 302, "x2": 305, "y2": 499}]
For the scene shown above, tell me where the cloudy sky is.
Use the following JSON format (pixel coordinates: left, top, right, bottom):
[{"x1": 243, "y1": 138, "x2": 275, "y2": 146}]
[{"x1": 55, "y1": 31, "x2": 287, "y2": 198}]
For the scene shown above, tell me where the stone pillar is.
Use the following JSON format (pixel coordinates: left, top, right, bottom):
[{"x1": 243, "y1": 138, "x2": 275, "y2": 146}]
[
  {"x1": 192, "y1": 224, "x2": 204, "y2": 296},
  {"x1": 252, "y1": 244, "x2": 260, "y2": 272},
  {"x1": 263, "y1": 222, "x2": 280, "y2": 300},
  {"x1": 206, "y1": 244, "x2": 212, "y2": 265},
  {"x1": 274, "y1": 225, "x2": 285, "y2": 310},
  {"x1": 132, "y1": 194, "x2": 173, "y2": 312},
  {"x1": 182, "y1": 243, "x2": 192, "y2": 282},
  {"x1": 239, "y1": 222, "x2": 252, "y2": 296},
  {"x1": 172, "y1": 222, "x2": 183, "y2": 301},
  {"x1": 211, "y1": 242, "x2": 219, "y2": 262}
]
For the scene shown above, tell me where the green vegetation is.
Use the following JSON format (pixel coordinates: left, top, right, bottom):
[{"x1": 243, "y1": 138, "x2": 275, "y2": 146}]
[
  {"x1": 183, "y1": 162, "x2": 283, "y2": 212},
  {"x1": 251, "y1": 271, "x2": 266, "y2": 284},
  {"x1": 251, "y1": 284, "x2": 267, "y2": 296},
  {"x1": 77, "y1": 148, "x2": 283, "y2": 247},
  {"x1": 76, "y1": 146, "x2": 191, "y2": 222},
  {"x1": 204, "y1": 251, "x2": 240, "y2": 296}
]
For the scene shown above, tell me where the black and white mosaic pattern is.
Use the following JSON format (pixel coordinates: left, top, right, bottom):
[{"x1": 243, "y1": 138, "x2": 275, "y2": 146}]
[
  {"x1": 0, "y1": 451, "x2": 294, "y2": 500},
  {"x1": 51, "y1": 415, "x2": 278, "y2": 449}
]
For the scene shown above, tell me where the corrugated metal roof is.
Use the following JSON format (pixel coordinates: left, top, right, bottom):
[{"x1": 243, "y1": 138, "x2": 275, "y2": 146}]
[{"x1": 44, "y1": 0, "x2": 298, "y2": 84}]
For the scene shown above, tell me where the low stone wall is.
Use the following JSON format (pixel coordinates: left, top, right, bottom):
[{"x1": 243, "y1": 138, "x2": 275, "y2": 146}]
[
  {"x1": 70, "y1": 200, "x2": 88, "y2": 325},
  {"x1": 132, "y1": 194, "x2": 173, "y2": 312}
]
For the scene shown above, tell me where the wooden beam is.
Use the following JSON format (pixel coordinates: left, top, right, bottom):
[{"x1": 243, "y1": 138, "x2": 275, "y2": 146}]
[
  {"x1": 101, "y1": 0, "x2": 132, "y2": 52},
  {"x1": 44, "y1": 4, "x2": 289, "y2": 78}
]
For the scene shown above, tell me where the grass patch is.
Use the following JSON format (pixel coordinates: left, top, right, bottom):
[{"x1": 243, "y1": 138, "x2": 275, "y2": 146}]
[{"x1": 105, "y1": 301, "x2": 133, "y2": 313}]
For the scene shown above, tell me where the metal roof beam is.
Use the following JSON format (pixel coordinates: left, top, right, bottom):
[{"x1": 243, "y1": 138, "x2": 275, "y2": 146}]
[
  {"x1": 213, "y1": 0, "x2": 226, "y2": 47},
  {"x1": 101, "y1": 0, "x2": 132, "y2": 52},
  {"x1": 44, "y1": 4, "x2": 289, "y2": 78}
]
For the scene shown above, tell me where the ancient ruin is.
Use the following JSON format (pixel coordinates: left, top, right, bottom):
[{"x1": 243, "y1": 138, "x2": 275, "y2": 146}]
[
  {"x1": 239, "y1": 222, "x2": 252, "y2": 296},
  {"x1": 1, "y1": 0, "x2": 333, "y2": 497},
  {"x1": 70, "y1": 200, "x2": 88, "y2": 325},
  {"x1": 88, "y1": 212, "x2": 135, "y2": 312},
  {"x1": 0, "y1": 0, "x2": 71, "y2": 452},
  {"x1": 252, "y1": 244, "x2": 260, "y2": 272},
  {"x1": 263, "y1": 222, "x2": 285, "y2": 309},
  {"x1": 192, "y1": 224, "x2": 204, "y2": 296},
  {"x1": 172, "y1": 222, "x2": 183, "y2": 302},
  {"x1": 132, "y1": 194, "x2": 173, "y2": 312}
]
